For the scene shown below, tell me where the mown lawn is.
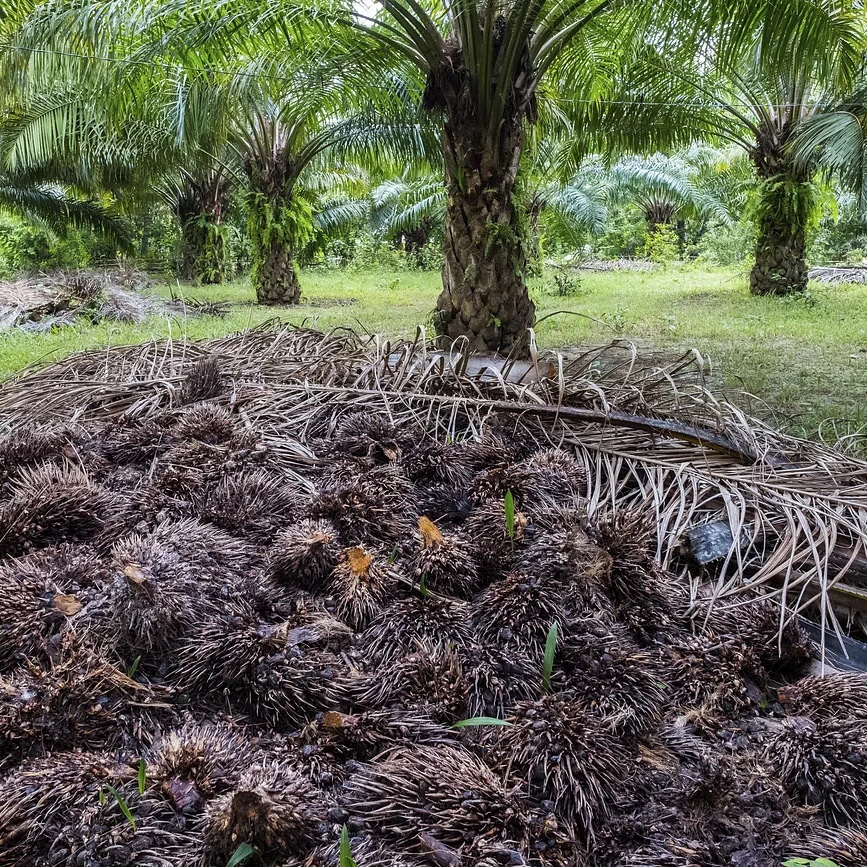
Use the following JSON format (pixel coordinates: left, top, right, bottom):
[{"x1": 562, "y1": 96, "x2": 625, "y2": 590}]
[{"x1": 1, "y1": 264, "x2": 865, "y2": 445}]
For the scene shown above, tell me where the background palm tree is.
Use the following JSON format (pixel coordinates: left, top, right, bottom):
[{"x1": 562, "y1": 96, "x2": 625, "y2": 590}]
[{"x1": 580, "y1": 3, "x2": 865, "y2": 294}]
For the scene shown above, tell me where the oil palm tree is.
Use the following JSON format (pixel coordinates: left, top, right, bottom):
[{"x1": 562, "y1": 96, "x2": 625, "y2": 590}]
[{"x1": 578, "y1": 4, "x2": 866, "y2": 295}]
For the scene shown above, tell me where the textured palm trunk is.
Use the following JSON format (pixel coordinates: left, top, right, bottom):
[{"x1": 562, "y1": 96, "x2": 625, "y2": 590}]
[
  {"x1": 255, "y1": 241, "x2": 301, "y2": 304},
  {"x1": 749, "y1": 139, "x2": 810, "y2": 296},
  {"x1": 177, "y1": 209, "x2": 226, "y2": 285},
  {"x1": 435, "y1": 121, "x2": 535, "y2": 355},
  {"x1": 750, "y1": 216, "x2": 807, "y2": 296}
]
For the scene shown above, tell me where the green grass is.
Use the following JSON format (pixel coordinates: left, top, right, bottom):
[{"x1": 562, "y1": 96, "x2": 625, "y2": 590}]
[{"x1": 1, "y1": 264, "x2": 865, "y2": 443}]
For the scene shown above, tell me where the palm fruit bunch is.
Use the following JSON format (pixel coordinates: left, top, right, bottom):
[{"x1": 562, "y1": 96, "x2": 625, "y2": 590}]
[{"x1": 1, "y1": 399, "x2": 853, "y2": 867}]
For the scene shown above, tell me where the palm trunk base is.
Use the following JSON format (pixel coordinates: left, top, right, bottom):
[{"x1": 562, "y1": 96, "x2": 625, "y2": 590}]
[
  {"x1": 255, "y1": 244, "x2": 301, "y2": 305},
  {"x1": 750, "y1": 218, "x2": 808, "y2": 296}
]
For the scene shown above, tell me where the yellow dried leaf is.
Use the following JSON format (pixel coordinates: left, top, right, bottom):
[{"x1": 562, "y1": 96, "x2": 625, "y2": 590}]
[
  {"x1": 345, "y1": 546, "x2": 373, "y2": 576},
  {"x1": 53, "y1": 594, "x2": 82, "y2": 616},
  {"x1": 418, "y1": 515, "x2": 444, "y2": 548},
  {"x1": 321, "y1": 711, "x2": 345, "y2": 729},
  {"x1": 123, "y1": 564, "x2": 147, "y2": 585}
]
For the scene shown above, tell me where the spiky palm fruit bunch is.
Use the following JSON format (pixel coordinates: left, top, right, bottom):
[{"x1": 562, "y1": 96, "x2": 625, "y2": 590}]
[
  {"x1": 0, "y1": 422, "x2": 89, "y2": 486},
  {"x1": 172, "y1": 613, "x2": 347, "y2": 727},
  {"x1": 148, "y1": 723, "x2": 258, "y2": 815},
  {"x1": 0, "y1": 751, "x2": 140, "y2": 867},
  {"x1": 172, "y1": 403, "x2": 240, "y2": 443},
  {"x1": 201, "y1": 760, "x2": 329, "y2": 865},
  {"x1": 179, "y1": 354, "x2": 224, "y2": 404},
  {"x1": 400, "y1": 437, "x2": 476, "y2": 488},
  {"x1": 195, "y1": 469, "x2": 302, "y2": 540},
  {"x1": 518, "y1": 512, "x2": 615, "y2": 621},
  {"x1": 359, "y1": 595, "x2": 473, "y2": 665},
  {"x1": 99, "y1": 518, "x2": 255, "y2": 653},
  {"x1": 463, "y1": 642, "x2": 542, "y2": 720},
  {"x1": 778, "y1": 672, "x2": 867, "y2": 722},
  {"x1": 0, "y1": 462, "x2": 122, "y2": 557},
  {"x1": 463, "y1": 496, "x2": 528, "y2": 573},
  {"x1": 660, "y1": 634, "x2": 767, "y2": 719},
  {"x1": 560, "y1": 627, "x2": 667, "y2": 737},
  {"x1": 352, "y1": 646, "x2": 469, "y2": 722},
  {"x1": 324, "y1": 545, "x2": 403, "y2": 630},
  {"x1": 787, "y1": 828, "x2": 867, "y2": 867},
  {"x1": 268, "y1": 518, "x2": 341, "y2": 592},
  {"x1": 0, "y1": 544, "x2": 106, "y2": 669},
  {"x1": 766, "y1": 715, "x2": 867, "y2": 827},
  {"x1": 588, "y1": 510, "x2": 686, "y2": 639},
  {"x1": 0, "y1": 637, "x2": 166, "y2": 763},
  {"x1": 487, "y1": 692, "x2": 632, "y2": 838},
  {"x1": 472, "y1": 570, "x2": 567, "y2": 653},
  {"x1": 699, "y1": 596, "x2": 814, "y2": 677},
  {"x1": 296, "y1": 708, "x2": 455, "y2": 773},
  {"x1": 329, "y1": 410, "x2": 404, "y2": 463},
  {"x1": 308, "y1": 838, "x2": 419, "y2": 867},
  {"x1": 101, "y1": 416, "x2": 172, "y2": 466},
  {"x1": 470, "y1": 448, "x2": 585, "y2": 515},
  {"x1": 153, "y1": 405, "x2": 266, "y2": 497},
  {"x1": 310, "y1": 464, "x2": 419, "y2": 548},
  {"x1": 409, "y1": 516, "x2": 479, "y2": 597},
  {"x1": 344, "y1": 745, "x2": 527, "y2": 852}
]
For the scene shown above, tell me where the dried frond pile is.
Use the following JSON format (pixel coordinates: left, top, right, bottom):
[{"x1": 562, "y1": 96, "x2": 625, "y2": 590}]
[
  {"x1": 0, "y1": 268, "x2": 227, "y2": 332},
  {"x1": 0, "y1": 324, "x2": 866, "y2": 865}
]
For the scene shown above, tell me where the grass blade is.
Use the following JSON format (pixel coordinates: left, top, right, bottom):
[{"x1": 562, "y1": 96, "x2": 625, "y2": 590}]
[
  {"x1": 542, "y1": 621, "x2": 558, "y2": 691},
  {"x1": 137, "y1": 759, "x2": 146, "y2": 795},
  {"x1": 452, "y1": 716, "x2": 514, "y2": 728},
  {"x1": 104, "y1": 784, "x2": 136, "y2": 831},
  {"x1": 339, "y1": 824, "x2": 358, "y2": 867},
  {"x1": 127, "y1": 655, "x2": 141, "y2": 678},
  {"x1": 504, "y1": 490, "x2": 515, "y2": 541},
  {"x1": 226, "y1": 843, "x2": 256, "y2": 867}
]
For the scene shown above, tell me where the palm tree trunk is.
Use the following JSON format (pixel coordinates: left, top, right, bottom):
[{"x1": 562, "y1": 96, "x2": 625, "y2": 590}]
[
  {"x1": 435, "y1": 122, "x2": 535, "y2": 355},
  {"x1": 255, "y1": 241, "x2": 301, "y2": 304},
  {"x1": 177, "y1": 207, "x2": 227, "y2": 285},
  {"x1": 749, "y1": 141, "x2": 811, "y2": 297},
  {"x1": 750, "y1": 215, "x2": 808, "y2": 296}
]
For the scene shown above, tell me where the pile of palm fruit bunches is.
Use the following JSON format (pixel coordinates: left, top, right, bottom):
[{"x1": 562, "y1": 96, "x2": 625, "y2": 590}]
[{"x1": 1, "y1": 393, "x2": 866, "y2": 867}]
